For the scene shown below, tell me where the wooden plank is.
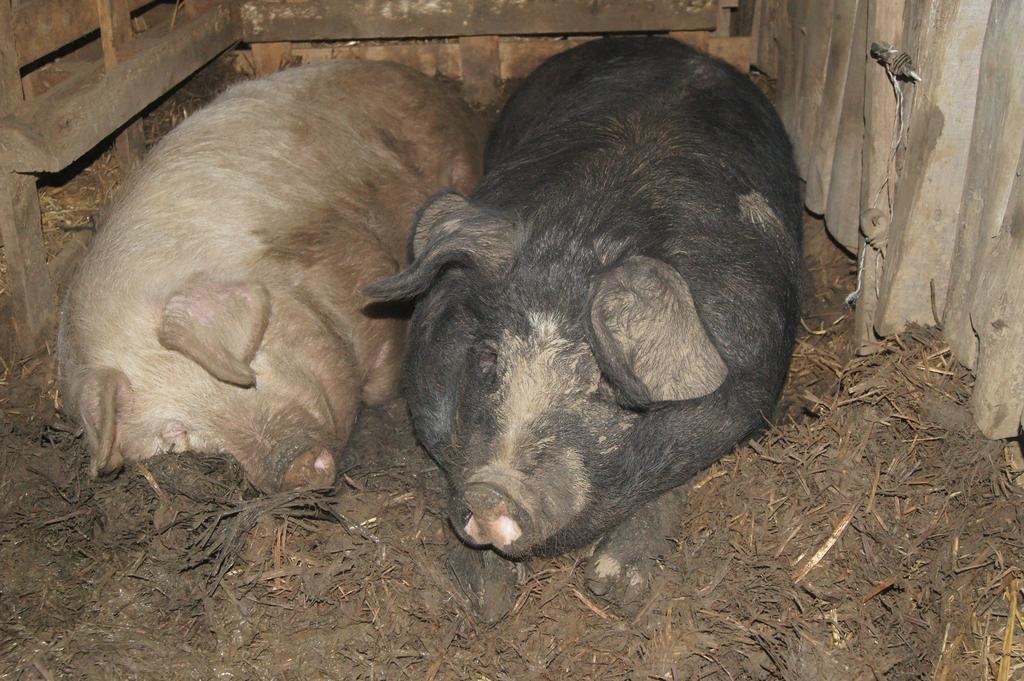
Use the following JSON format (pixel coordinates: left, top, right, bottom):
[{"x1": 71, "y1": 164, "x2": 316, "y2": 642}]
[
  {"x1": 805, "y1": 0, "x2": 859, "y2": 216},
  {"x1": 97, "y1": 0, "x2": 146, "y2": 172},
  {"x1": 790, "y1": 0, "x2": 833, "y2": 178},
  {"x1": 12, "y1": 0, "x2": 151, "y2": 67},
  {"x1": 969, "y1": 144, "x2": 1024, "y2": 438},
  {"x1": 0, "y1": 3, "x2": 238, "y2": 173},
  {"x1": 823, "y1": 0, "x2": 867, "y2": 251},
  {"x1": 459, "y1": 35, "x2": 500, "y2": 107},
  {"x1": 499, "y1": 38, "x2": 592, "y2": 81},
  {"x1": 298, "y1": 41, "x2": 465, "y2": 80},
  {"x1": 1, "y1": 0, "x2": 55, "y2": 355},
  {"x1": 240, "y1": 0, "x2": 718, "y2": 42},
  {"x1": 714, "y1": 0, "x2": 738, "y2": 37},
  {"x1": 773, "y1": 0, "x2": 807, "y2": 135},
  {"x1": 732, "y1": 0, "x2": 756, "y2": 37},
  {"x1": 851, "y1": 0, "x2": 905, "y2": 353},
  {"x1": 942, "y1": 0, "x2": 1024, "y2": 369},
  {"x1": 250, "y1": 41, "x2": 293, "y2": 75},
  {"x1": 707, "y1": 35, "x2": 751, "y2": 73},
  {"x1": 293, "y1": 34, "x2": 749, "y2": 85},
  {"x1": 873, "y1": 0, "x2": 989, "y2": 336},
  {"x1": 0, "y1": 174, "x2": 55, "y2": 355},
  {"x1": 751, "y1": 0, "x2": 780, "y2": 77},
  {"x1": 670, "y1": 30, "x2": 710, "y2": 53}
]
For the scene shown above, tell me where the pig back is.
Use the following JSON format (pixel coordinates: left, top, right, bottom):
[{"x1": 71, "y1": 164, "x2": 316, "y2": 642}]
[{"x1": 62, "y1": 60, "x2": 478, "y2": 367}]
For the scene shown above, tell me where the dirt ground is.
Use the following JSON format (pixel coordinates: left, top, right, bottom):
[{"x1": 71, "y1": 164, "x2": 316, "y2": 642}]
[{"x1": 1, "y1": 55, "x2": 1023, "y2": 681}]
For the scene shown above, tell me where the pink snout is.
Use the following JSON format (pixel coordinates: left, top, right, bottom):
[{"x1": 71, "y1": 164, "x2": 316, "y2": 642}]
[
  {"x1": 460, "y1": 483, "x2": 525, "y2": 550},
  {"x1": 281, "y1": 446, "x2": 336, "y2": 490}
]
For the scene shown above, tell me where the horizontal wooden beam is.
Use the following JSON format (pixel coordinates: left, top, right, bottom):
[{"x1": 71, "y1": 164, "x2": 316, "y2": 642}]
[
  {"x1": 0, "y1": 4, "x2": 239, "y2": 173},
  {"x1": 240, "y1": 0, "x2": 718, "y2": 42},
  {"x1": 12, "y1": 0, "x2": 152, "y2": 67}
]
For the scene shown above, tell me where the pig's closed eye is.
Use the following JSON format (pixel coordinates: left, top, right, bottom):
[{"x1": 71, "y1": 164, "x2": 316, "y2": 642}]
[{"x1": 478, "y1": 346, "x2": 500, "y2": 387}]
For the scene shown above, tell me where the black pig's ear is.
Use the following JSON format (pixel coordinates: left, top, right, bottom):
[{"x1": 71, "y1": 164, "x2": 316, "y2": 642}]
[
  {"x1": 363, "y1": 191, "x2": 519, "y2": 302},
  {"x1": 588, "y1": 256, "x2": 728, "y2": 407}
]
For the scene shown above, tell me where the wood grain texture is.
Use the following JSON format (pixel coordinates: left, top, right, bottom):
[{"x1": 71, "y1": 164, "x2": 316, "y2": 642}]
[
  {"x1": 805, "y1": 0, "x2": 859, "y2": 216},
  {"x1": 12, "y1": 0, "x2": 150, "y2": 66},
  {"x1": 851, "y1": 0, "x2": 905, "y2": 353},
  {"x1": 241, "y1": 0, "x2": 718, "y2": 42},
  {"x1": 822, "y1": 0, "x2": 867, "y2": 251},
  {"x1": 874, "y1": 0, "x2": 989, "y2": 336},
  {"x1": 942, "y1": 0, "x2": 1024, "y2": 369},
  {"x1": 0, "y1": 4, "x2": 238, "y2": 173},
  {"x1": 789, "y1": 0, "x2": 833, "y2": 178},
  {"x1": 459, "y1": 35, "x2": 500, "y2": 106},
  {"x1": 968, "y1": 144, "x2": 1024, "y2": 438},
  {"x1": 1, "y1": 0, "x2": 55, "y2": 354}
]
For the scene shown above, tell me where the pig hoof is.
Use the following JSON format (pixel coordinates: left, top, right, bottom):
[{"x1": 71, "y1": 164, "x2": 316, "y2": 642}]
[
  {"x1": 585, "y1": 551, "x2": 654, "y2": 611},
  {"x1": 447, "y1": 543, "x2": 523, "y2": 625},
  {"x1": 281, "y1": 447, "x2": 336, "y2": 490}
]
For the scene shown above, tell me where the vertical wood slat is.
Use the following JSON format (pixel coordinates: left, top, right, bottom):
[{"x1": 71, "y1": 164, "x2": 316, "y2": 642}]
[
  {"x1": 804, "y1": 0, "x2": 859, "y2": 217},
  {"x1": 751, "y1": 0, "x2": 780, "y2": 77},
  {"x1": 96, "y1": 0, "x2": 146, "y2": 171},
  {"x1": 459, "y1": 35, "x2": 501, "y2": 107},
  {"x1": 873, "y1": 0, "x2": 990, "y2": 336},
  {"x1": 851, "y1": 0, "x2": 905, "y2": 353},
  {"x1": 789, "y1": 0, "x2": 833, "y2": 180},
  {"x1": 773, "y1": 0, "x2": 808, "y2": 139},
  {"x1": 0, "y1": 0, "x2": 57, "y2": 355},
  {"x1": 823, "y1": 0, "x2": 867, "y2": 251},
  {"x1": 250, "y1": 41, "x2": 293, "y2": 75},
  {"x1": 942, "y1": 0, "x2": 1024, "y2": 370},
  {"x1": 969, "y1": 143, "x2": 1024, "y2": 438}
]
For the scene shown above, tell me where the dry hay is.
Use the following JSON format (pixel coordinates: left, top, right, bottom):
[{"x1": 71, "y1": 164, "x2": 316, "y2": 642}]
[{"x1": 2, "y1": 226, "x2": 1021, "y2": 679}]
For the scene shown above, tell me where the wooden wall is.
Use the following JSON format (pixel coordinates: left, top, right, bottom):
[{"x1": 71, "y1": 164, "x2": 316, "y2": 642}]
[{"x1": 767, "y1": 0, "x2": 1023, "y2": 439}]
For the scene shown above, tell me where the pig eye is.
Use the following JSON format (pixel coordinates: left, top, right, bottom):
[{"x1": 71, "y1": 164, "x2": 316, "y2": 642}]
[{"x1": 478, "y1": 344, "x2": 500, "y2": 384}]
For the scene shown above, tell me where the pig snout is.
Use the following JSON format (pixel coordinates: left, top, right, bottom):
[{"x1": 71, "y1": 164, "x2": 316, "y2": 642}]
[
  {"x1": 453, "y1": 482, "x2": 528, "y2": 552},
  {"x1": 281, "y1": 445, "x2": 336, "y2": 491},
  {"x1": 240, "y1": 434, "x2": 339, "y2": 494}
]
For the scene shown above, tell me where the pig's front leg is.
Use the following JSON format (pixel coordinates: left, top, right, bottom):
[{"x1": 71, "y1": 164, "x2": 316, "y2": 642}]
[
  {"x1": 585, "y1": 487, "x2": 686, "y2": 610},
  {"x1": 446, "y1": 534, "x2": 523, "y2": 625}
]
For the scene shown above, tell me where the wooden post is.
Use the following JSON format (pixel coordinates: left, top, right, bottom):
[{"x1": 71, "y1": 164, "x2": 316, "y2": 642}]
[
  {"x1": 805, "y1": 0, "x2": 859, "y2": 217},
  {"x1": 823, "y1": 0, "x2": 867, "y2": 252},
  {"x1": 790, "y1": 0, "x2": 833, "y2": 180},
  {"x1": 751, "y1": 0, "x2": 780, "y2": 77},
  {"x1": 773, "y1": 0, "x2": 808, "y2": 136},
  {"x1": 942, "y1": 0, "x2": 1024, "y2": 369},
  {"x1": 851, "y1": 0, "x2": 904, "y2": 353},
  {"x1": 459, "y1": 36, "x2": 501, "y2": 107},
  {"x1": 715, "y1": 0, "x2": 738, "y2": 36},
  {"x1": 969, "y1": 144, "x2": 1024, "y2": 438},
  {"x1": 97, "y1": 0, "x2": 146, "y2": 172},
  {"x1": 873, "y1": 0, "x2": 989, "y2": 336},
  {"x1": 0, "y1": 0, "x2": 56, "y2": 355},
  {"x1": 250, "y1": 42, "x2": 294, "y2": 75}
]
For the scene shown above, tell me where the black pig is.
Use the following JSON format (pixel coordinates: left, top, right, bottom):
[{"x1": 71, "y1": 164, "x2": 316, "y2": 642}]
[{"x1": 366, "y1": 37, "x2": 802, "y2": 616}]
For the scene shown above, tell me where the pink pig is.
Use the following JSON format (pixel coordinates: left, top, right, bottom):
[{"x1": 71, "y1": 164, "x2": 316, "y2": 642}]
[{"x1": 57, "y1": 60, "x2": 481, "y2": 492}]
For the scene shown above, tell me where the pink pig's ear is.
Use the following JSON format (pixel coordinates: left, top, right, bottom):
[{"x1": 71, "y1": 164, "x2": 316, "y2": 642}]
[
  {"x1": 158, "y1": 276, "x2": 271, "y2": 387},
  {"x1": 78, "y1": 367, "x2": 132, "y2": 478}
]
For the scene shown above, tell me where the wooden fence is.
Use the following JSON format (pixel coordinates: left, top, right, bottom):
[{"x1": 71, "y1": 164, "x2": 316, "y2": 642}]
[{"x1": 768, "y1": 0, "x2": 1023, "y2": 439}]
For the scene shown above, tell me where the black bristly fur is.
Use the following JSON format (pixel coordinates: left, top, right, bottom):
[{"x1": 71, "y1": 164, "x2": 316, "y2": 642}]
[{"x1": 372, "y1": 37, "x2": 802, "y2": 556}]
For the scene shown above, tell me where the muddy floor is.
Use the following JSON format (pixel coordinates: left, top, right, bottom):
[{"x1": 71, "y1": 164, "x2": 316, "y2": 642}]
[{"x1": 1, "y1": 55, "x2": 1023, "y2": 681}]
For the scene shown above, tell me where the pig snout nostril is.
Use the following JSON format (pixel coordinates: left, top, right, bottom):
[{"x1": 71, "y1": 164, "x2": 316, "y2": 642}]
[{"x1": 460, "y1": 483, "x2": 525, "y2": 550}]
